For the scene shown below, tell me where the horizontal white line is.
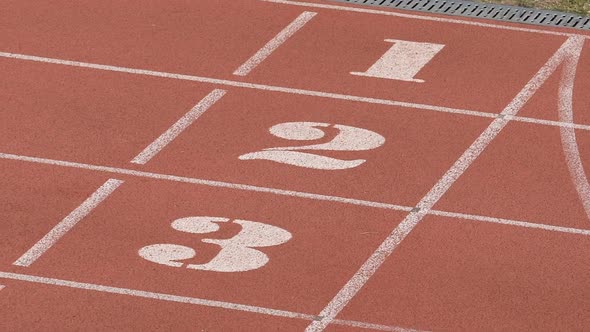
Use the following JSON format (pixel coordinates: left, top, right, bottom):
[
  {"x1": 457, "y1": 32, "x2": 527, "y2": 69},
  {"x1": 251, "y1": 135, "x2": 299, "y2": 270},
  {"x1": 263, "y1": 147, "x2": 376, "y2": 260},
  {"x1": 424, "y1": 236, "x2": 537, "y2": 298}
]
[
  {"x1": 12, "y1": 179, "x2": 124, "y2": 267},
  {"x1": 233, "y1": 11, "x2": 317, "y2": 76},
  {"x1": 1, "y1": 152, "x2": 589, "y2": 237},
  {"x1": 0, "y1": 152, "x2": 412, "y2": 212},
  {"x1": 0, "y1": 271, "x2": 412, "y2": 331},
  {"x1": 1, "y1": 51, "x2": 589, "y2": 131},
  {"x1": 261, "y1": 0, "x2": 590, "y2": 39},
  {"x1": 430, "y1": 209, "x2": 590, "y2": 235}
]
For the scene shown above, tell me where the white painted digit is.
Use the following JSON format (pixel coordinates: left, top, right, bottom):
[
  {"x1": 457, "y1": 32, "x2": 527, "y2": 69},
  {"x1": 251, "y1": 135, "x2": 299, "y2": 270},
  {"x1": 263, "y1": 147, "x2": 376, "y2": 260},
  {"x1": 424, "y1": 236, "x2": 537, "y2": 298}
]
[
  {"x1": 239, "y1": 122, "x2": 385, "y2": 170},
  {"x1": 138, "y1": 216, "x2": 291, "y2": 273},
  {"x1": 351, "y1": 39, "x2": 445, "y2": 83}
]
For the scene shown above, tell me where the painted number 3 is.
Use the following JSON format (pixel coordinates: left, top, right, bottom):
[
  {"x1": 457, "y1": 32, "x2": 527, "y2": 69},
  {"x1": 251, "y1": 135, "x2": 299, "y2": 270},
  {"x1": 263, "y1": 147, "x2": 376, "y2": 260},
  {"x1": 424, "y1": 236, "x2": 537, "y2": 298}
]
[
  {"x1": 239, "y1": 122, "x2": 385, "y2": 170},
  {"x1": 139, "y1": 217, "x2": 292, "y2": 272}
]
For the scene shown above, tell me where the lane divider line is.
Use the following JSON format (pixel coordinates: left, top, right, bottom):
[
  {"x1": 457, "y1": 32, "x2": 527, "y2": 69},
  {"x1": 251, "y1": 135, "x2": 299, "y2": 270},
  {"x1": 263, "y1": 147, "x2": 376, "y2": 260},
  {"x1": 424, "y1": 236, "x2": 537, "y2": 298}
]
[
  {"x1": 261, "y1": 0, "x2": 590, "y2": 39},
  {"x1": 1, "y1": 51, "x2": 590, "y2": 131},
  {"x1": 12, "y1": 179, "x2": 124, "y2": 267},
  {"x1": 1, "y1": 152, "x2": 589, "y2": 237},
  {"x1": 131, "y1": 89, "x2": 226, "y2": 164},
  {"x1": 0, "y1": 271, "x2": 418, "y2": 332},
  {"x1": 233, "y1": 11, "x2": 317, "y2": 76},
  {"x1": 305, "y1": 35, "x2": 583, "y2": 331}
]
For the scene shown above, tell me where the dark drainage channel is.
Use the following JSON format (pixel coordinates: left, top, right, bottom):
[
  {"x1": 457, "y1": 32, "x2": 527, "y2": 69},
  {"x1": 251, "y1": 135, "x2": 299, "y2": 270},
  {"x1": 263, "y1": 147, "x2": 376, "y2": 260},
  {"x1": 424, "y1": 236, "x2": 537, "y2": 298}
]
[{"x1": 331, "y1": 0, "x2": 590, "y2": 31}]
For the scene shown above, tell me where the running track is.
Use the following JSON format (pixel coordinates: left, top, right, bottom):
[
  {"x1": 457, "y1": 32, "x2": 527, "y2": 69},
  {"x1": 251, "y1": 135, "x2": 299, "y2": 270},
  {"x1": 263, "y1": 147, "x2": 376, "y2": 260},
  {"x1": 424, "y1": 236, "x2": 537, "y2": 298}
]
[{"x1": 1, "y1": 0, "x2": 590, "y2": 330}]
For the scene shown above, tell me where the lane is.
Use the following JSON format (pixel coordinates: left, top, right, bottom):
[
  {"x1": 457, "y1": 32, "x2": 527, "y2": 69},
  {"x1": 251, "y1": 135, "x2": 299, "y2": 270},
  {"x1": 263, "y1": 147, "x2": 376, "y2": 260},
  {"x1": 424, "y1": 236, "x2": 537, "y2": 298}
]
[
  {"x1": 336, "y1": 215, "x2": 590, "y2": 330},
  {"x1": 436, "y1": 117, "x2": 590, "y2": 230},
  {"x1": 0, "y1": 0, "x2": 579, "y2": 116},
  {"x1": 1, "y1": 151, "x2": 589, "y2": 237},
  {"x1": 4, "y1": 170, "x2": 410, "y2": 315},
  {"x1": 136, "y1": 87, "x2": 489, "y2": 207},
  {"x1": 2, "y1": 51, "x2": 590, "y2": 131},
  {"x1": 235, "y1": 1, "x2": 566, "y2": 114},
  {"x1": 0, "y1": 1, "x2": 308, "y2": 79},
  {"x1": 0, "y1": 278, "x2": 310, "y2": 331}
]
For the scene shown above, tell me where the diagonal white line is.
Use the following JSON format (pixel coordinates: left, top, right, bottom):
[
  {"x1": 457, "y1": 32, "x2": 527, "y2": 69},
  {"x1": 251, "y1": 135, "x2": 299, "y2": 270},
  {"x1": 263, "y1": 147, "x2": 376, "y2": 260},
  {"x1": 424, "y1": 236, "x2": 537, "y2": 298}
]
[
  {"x1": 304, "y1": 36, "x2": 582, "y2": 331},
  {"x1": 12, "y1": 179, "x2": 124, "y2": 267},
  {"x1": 233, "y1": 11, "x2": 316, "y2": 76},
  {"x1": 2, "y1": 51, "x2": 590, "y2": 131},
  {"x1": 261, "y1": 0, "x2": 590, "y2": 39},
  {"x1": 131, "y1": 89, "x2": 226, "y2": 164},
  {"x1": 0, "y1": 271, "x2": 417, "y2": 331}
]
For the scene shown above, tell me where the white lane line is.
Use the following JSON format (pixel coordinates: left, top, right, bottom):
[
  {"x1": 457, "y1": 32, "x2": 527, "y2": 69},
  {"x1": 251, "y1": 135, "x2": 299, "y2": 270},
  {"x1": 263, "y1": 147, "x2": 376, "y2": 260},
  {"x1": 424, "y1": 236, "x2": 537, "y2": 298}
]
[
  {"x1": 0, "y1": 152, "x2": 412, "y2": 212},
  {"x1": 333, "y1": 319, "x2": 421, "y2": 332},
  {"x1": 305, "y1": 36, "x2": 580, "y2": 332},
  {"x1": 0, "y1": 271, "x2": 413, "y2": 331},
  {"x1": 12, "y1": 179, "x2": 124, "y2": 267},
  {"x1": 2, "y1": 51, "x2": 590, "y2": 131},
  {"x1": 557, "y1": 37, "x2": 590, "y2": 221},
  {"x1": 233, "y1": 11, "x2": 316, "y2": 76},
  {"x1": 1, "y1": 152, "x2": 590, "y2": 237},
  {"x1": 131, "y1": 89, "x2": 226, "y2": 164},
  {"x1": 261, "y1": 0, "x2": 590, "y2": 39},
  {"x1": 0, "y1": 285, "x2": 5, "y2": 291},
  {"x1": 430, "y1": 209, "x2": 590, "y2": 235}
]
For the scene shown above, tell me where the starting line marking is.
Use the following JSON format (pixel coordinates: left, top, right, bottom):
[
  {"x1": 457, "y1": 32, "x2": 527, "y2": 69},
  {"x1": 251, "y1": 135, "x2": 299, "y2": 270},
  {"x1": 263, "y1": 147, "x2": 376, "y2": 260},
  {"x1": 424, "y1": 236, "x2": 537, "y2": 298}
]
[
  {"x1": 261, "y1": 0, "x2": 590, "y2": 39},
  {"x1": 0, "y1": 271, "x2": 418, "y2": 332},
  {"x1": 12, "y1": 179, "x2": 124, "y2": 267},
  {"x1": 305, "y1": 36, "x2": 584, "y2": 331},
  {"x1": 1, "y1": 51, "x2": 590, "y2": 131},
  {"x1": 131, "y1": 89, "x2": 226, "y2": 165},
  {"x1": 233, "y1": 11, "x2": 317, "y2": 76},
  {"x1": 1, "y1": 151, "x2": 590, "y2": 237}
]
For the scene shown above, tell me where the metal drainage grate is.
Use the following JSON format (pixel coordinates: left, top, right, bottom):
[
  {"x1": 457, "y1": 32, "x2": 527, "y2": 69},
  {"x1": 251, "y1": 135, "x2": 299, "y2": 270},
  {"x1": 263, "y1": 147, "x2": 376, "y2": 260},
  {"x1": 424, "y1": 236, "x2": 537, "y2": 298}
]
[{"x1": 331, "y1": 0, "x2": 590, "y2": 31}]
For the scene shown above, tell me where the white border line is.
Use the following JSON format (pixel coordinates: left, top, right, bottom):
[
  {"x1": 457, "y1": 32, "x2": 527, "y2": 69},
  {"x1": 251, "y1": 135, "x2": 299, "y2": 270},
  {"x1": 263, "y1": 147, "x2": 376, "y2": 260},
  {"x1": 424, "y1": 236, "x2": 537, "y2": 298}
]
[
  {"x1": 233, "y1": 11, "x2": 317, "y2": 76},
  {"x1": 131, "y1": 89, "x2": 226, "y2": 164},
  {"x1": 0, "y1": 271, "x2": 417, "y2": 331},
  {"x1": 1, "y1": 51, "x2": 590, "y2": 131},
  {"x1": 305, "y1": 36, "x2": 580, "y2": 331},
  {"x1": 1, "y1": 152, "x2": 589, "y2": 237},
  {"x1": 261, "y1": 0, "x2": 590, "y2": 39},
  {"x1": 12, "y1": 179, "x2": 124, "y2": 267}
]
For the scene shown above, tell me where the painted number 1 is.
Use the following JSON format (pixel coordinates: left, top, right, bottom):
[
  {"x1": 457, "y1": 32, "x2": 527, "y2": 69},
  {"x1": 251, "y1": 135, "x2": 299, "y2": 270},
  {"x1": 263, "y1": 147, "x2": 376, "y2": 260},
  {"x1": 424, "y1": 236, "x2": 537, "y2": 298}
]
[{"x1": 351, "y1": 39, "x2": 445, "y2": 83}]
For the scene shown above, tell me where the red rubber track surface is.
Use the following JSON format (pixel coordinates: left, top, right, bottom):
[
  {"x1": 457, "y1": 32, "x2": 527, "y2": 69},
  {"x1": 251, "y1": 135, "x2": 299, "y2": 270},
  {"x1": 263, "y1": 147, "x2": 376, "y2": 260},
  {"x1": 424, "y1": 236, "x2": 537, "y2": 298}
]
[{"x1": 1, "y1": 0, "x2": 589, "y2": 331}]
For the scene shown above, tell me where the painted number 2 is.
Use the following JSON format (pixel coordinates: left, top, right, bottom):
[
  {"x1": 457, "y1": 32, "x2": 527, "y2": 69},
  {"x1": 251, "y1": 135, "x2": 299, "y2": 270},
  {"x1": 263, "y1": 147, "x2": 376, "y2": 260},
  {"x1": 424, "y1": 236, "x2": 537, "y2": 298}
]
[
  {"x1": 139, "y1": 216, "x2": 291, "y2": 272},
  {"x1": 351, "y1": 39, "x2": 445, "y2": 83},
  {"x1": 239, "y1": 122, "x2": 385, "y2": 170}
]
